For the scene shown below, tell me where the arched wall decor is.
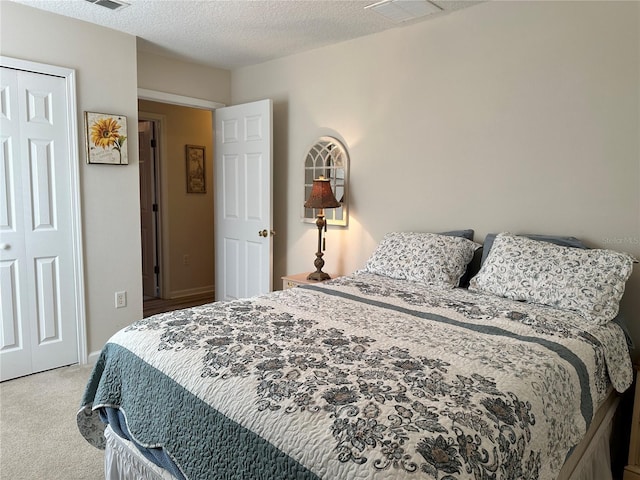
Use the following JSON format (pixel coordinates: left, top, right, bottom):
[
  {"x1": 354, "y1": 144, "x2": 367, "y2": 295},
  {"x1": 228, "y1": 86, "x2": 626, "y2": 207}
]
[{"x1": 302, "y1": 136, "x2": 349, "y2": 226}]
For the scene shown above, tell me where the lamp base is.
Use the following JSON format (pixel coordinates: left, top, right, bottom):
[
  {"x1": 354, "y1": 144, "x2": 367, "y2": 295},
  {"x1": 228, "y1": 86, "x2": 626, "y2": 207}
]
[
  {"x1": 307, "y1": 213, "x2": 331, "y2": 282},
  {"x1": 307, "y1": 271, "x2": 331, "y2": 281}
]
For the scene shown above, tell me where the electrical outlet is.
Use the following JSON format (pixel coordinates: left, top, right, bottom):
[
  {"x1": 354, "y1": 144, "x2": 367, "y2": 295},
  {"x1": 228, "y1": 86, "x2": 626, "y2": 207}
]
[{"x1": 115, "y1": 291, "x2": 127, "y2": 309}]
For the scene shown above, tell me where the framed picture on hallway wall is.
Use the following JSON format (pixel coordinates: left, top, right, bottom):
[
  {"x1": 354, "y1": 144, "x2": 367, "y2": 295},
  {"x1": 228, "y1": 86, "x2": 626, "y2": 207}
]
[
  {"x1": 186, "y1": 144, "x2": 206, "y2": 193},
  {"x1": 85, "y1": 112, "x2": 128, "y2": 165}
]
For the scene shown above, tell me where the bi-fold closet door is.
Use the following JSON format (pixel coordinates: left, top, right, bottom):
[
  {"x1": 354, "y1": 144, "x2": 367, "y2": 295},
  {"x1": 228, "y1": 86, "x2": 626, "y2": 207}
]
[{"x1": 0, "y1": 66, "x2": 79, "y2": 381}]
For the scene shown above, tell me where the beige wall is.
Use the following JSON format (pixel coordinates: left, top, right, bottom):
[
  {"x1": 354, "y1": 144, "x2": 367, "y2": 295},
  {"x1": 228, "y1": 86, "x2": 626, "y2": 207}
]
[
  {"x1": 137, "y1": 51, "x2": 231, "y2": 106},
  {"x1": 1, "y1": 2, "x2": 141, "y2": 356},
  {"x1": 3, "y1": 1, "x2": 638, "y2": 359},
  {"x1": 232, "y1": 2, "x2": 640, "y2": 353},
  {"x1": 139, "y1": 100, "x2": 215, "y2": 299},
  {"x1": 1, "y1": 3, "x2": 233, "y2": 358}
]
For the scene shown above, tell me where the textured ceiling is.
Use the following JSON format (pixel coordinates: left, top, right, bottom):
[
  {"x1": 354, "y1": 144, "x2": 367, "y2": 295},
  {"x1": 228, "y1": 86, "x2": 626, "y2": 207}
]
[{"x1": 10, "y1": 0, "x2": 482, "y2": 70}]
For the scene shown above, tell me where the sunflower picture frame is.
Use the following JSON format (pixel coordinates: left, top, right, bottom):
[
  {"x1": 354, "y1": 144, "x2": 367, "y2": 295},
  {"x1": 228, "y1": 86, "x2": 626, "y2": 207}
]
[{"x1": 85, "y1": 112, "x2": 128, "y2": 165}]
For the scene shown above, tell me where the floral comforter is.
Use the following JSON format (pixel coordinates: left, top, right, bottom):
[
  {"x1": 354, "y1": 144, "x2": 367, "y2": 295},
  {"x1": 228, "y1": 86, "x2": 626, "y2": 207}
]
[{"x1": 78, "y1": 272, "x2": 633, "y2": 480}]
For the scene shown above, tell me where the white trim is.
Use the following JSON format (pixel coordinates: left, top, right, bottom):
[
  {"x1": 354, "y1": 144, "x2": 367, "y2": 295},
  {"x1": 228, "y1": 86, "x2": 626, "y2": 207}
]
[
  {"x1": 66, "y1": 66, "x2": 88, "y2": 365},
  {"x1": 168, "y1": 286, "x2": 215, "y2": 300},
  {"x1": 87, "y1": 350, "x2": 102, "y2": 365},
  {"x1": 1, "y1": 56, "x2": 76, "y2": 79},
  {"x1": 137, "y1": 88, "x2": 225, "y2": 110},
  {"x1": 0, "y1": 55, "x2": 87, "y2": 365}
]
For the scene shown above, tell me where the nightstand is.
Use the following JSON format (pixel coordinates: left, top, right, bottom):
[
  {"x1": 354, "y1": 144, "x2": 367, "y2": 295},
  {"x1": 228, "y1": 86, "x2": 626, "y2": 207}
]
[
  {"x1": 625, "y1": 365, "x2": 640, "y2": 480},
  {"x1": 281, "y1": 272, "x2": 335, "y2": 289}
]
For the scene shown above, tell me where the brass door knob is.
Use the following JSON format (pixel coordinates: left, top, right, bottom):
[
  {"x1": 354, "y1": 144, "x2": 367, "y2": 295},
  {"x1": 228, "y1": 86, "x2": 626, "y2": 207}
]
[{"x1": 258, "y1": 229, "x2": 268, "y2": 237}]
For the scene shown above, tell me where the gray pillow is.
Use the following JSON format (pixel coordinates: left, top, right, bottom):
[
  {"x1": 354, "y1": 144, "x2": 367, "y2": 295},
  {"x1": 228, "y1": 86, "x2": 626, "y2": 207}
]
[
  {"x1": 480, "y1": 233, "x2": 587, "y2": 265},
  {"x1": 439, "y1": 229, "x2": 474, "y2": 241}
]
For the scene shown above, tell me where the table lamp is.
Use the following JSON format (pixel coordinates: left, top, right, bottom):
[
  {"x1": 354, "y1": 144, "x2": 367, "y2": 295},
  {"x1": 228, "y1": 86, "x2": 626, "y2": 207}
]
[{"x1": 304, "y1": 176, "x2": 341, "y2": 281}]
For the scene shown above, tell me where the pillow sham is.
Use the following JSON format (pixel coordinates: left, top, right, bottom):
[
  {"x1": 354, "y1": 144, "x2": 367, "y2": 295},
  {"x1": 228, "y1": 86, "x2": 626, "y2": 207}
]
[
  {"x1": 469, "y1": 232, "x2": 635, "y2": 324},
  {"x1": 365, "y1": 232, "x2": 481, "y2": 288}
]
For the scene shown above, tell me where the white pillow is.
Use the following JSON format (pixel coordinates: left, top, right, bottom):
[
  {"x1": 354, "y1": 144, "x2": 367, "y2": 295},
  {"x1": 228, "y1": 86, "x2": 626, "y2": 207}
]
[
  {"x1": 365, "y1": 232, "x2": 481, "y2": 288},
  {"x1": 469, "y1": 233, "x2": 636, "y2": 324}
]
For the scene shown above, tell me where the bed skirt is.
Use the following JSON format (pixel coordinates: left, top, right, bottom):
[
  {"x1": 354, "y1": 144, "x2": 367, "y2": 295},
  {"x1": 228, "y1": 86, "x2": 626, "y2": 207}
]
[
  {"x1": 104, "y1": 426, "x2": 177, "y2": 480},
  {"x1": 558, "y1": 391, "x2": 619, "y2": 480},
  {"x1": 103, "y1": 394, "x2": 620, "y2": 480}
]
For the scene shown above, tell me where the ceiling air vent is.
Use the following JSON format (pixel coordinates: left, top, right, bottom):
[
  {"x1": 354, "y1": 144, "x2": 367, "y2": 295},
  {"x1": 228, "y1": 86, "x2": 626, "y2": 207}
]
[
  {"x1": 85, "y1": 0, "x2": 130, "y2": 11},
  {"x1": 365, "y1": 0, "x2": 442, "y2": 23}
]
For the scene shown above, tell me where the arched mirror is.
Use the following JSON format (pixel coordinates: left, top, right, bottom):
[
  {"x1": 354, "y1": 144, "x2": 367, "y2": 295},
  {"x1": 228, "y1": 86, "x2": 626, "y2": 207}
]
[{"x1": 302, "y1": 136, "x2": 349, "y2": 226}]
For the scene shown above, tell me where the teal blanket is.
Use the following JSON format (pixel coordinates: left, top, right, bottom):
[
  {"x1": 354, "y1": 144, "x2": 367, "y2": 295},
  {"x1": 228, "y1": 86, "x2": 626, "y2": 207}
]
[{"x1": 79, "y1": 343, "x2": 317, "y2": 479}]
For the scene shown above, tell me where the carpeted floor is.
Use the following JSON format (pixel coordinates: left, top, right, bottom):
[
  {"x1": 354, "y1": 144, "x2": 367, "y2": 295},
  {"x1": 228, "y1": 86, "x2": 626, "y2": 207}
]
[{"x1": 0, "y1": 364, "x2": 104, "y2": 479}]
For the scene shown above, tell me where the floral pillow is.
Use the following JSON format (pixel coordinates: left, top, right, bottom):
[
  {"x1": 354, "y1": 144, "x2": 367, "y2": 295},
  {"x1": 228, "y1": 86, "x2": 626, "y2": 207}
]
[
  {"x1": 469, "y1": 232, "x2": 636, "y2": 324},
  {"x1": 364, "y1": 232, "x2": 481, "y2": 288}
]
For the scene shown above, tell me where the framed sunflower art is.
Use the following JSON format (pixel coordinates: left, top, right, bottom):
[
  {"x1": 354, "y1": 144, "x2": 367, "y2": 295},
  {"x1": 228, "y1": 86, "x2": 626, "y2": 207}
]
[{"x1": 85, "y1": 112, "x2": 128, "y2": 164}]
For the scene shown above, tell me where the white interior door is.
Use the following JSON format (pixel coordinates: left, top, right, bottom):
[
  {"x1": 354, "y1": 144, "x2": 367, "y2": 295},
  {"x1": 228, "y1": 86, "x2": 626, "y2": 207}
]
[
  {"x1": 0, "y1": 66, "x2": 80, "y2": 381},
  {"x1": 214, "y1": 99, "x2": 272, "y2": 301}
]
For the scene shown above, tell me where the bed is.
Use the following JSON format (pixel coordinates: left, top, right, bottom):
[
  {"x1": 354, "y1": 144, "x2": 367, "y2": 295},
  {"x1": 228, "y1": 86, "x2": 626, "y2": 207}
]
[{"x1": 78, "y1": 231, "x2": 636, "y2": 480}]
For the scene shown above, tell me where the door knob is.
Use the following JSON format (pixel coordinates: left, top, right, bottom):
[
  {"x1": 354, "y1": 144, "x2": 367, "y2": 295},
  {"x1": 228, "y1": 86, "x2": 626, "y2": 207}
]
[
  {"x1": 258, "y1": 229, "x2": 268, "y2": 237},
  {"x1": 0, "y1": 243, "x2": 9, "y2": 250}
]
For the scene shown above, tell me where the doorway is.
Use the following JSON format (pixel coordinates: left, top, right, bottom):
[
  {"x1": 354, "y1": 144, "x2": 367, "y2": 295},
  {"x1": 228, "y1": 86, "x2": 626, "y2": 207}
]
[{"x1": 138, "y1": 98, "x2": 217, "y2": 316}]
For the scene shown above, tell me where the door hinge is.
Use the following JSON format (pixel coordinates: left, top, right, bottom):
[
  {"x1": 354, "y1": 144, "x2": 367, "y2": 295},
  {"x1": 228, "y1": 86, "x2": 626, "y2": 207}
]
[
  {"x1": 150, "y1": 138, "x2": 157, "y2": 148},
  {"x1": 154, "y1": 265, "x2": 160, "y2": 274},
  {"x1": 152, "y1": 203, "x2": 158, "y2": 212}
]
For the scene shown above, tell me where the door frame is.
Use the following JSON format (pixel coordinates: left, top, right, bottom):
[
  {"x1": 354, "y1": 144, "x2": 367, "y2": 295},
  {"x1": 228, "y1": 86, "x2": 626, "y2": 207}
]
[
  {"x1": 138, "y1": 89, "x2": 225, "y2": 111},
  {"x1": 1, "y1": 55, "x2": 87, "y2": 365},
  {"x1": 137, "y1": 89, "x2": 225, "y2": 300}
]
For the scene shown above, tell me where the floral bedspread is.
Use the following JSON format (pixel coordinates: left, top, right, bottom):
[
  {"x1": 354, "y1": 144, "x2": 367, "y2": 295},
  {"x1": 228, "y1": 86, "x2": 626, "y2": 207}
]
[{"x1": 78, "y1": 272, "x2": 633, "y2": 480}]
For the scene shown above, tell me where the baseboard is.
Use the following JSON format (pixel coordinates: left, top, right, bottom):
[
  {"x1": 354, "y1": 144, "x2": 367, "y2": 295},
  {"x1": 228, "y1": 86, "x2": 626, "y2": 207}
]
[
  {"x1": 167, "y1": 286, "x2": 214, "y2": 300},
  {"x1": 87, "y1": 351, "x2": 101, "y2": 365}
]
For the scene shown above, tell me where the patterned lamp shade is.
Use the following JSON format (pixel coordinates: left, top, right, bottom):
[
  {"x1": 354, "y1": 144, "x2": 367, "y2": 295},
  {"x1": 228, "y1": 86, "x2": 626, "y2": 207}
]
[{"x1": 304, "y1": 176, "x2": 340, "y2": 209}]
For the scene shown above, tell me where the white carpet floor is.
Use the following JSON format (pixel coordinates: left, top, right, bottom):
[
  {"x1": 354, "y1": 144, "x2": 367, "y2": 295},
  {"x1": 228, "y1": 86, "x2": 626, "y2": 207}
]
[{"x1": 0, "y1": 364, "x2": 104, "y2": 479}]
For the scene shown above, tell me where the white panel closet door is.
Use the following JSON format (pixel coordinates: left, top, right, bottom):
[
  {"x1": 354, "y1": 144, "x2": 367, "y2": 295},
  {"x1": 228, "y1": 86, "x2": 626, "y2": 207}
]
[
  {"x1": 214, "y1": 99, "x2": 273, "y2": 301},
  {"x1": 0, "y1": 67, "x2": 78, "y2": 381}
]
